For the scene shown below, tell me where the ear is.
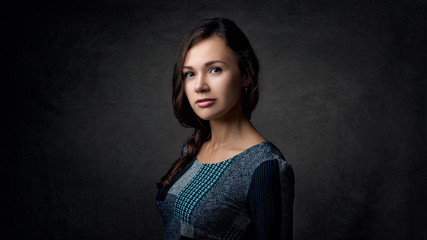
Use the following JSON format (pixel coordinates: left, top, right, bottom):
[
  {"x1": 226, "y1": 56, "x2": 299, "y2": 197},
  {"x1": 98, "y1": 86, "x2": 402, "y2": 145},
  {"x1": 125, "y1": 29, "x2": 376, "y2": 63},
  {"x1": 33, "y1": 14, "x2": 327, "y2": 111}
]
[{"x1": 241, "y1": 74, "x2": 250, "y2": 87}]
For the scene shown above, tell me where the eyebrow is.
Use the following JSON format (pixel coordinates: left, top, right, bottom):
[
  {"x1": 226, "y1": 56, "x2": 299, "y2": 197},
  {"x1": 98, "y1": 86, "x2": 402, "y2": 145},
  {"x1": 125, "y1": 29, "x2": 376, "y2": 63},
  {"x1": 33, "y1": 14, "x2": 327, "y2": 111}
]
[{"x1": 183, "y1": 60, "x2": 227, "y2": 70}]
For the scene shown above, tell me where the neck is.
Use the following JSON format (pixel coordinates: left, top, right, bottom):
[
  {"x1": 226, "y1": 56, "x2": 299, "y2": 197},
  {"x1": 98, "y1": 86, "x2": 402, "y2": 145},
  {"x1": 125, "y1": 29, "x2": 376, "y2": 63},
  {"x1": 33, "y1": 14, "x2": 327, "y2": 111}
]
[{"x1": 208, "y1": 112, "x2": 252, "y2": 149}]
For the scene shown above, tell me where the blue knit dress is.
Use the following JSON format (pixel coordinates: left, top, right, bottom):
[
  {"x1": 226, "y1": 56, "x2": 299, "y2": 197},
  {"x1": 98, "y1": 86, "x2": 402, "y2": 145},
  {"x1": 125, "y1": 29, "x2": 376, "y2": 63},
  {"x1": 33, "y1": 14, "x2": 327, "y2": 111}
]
[{"x1": 156, "y1": 142, "x2": 294, "y2": 240}]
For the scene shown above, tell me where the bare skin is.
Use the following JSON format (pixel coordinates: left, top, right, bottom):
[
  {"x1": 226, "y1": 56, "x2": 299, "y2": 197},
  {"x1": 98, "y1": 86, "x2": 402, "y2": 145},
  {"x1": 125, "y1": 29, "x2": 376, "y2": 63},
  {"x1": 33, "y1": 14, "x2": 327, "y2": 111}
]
[
  {"x1": 183, "y1": 36, "x2": 266, "y2": 164},
  {"x1": 197, "y1": 116, "x2": 267, "y2": 164}
]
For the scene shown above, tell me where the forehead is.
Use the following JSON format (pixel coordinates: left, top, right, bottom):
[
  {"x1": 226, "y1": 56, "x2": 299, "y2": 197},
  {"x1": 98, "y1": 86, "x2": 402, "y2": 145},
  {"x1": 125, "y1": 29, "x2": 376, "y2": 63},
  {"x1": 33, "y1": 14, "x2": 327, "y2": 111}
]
[{"x1": 184, "y1": 36, "x2": 237, "y2": 67}]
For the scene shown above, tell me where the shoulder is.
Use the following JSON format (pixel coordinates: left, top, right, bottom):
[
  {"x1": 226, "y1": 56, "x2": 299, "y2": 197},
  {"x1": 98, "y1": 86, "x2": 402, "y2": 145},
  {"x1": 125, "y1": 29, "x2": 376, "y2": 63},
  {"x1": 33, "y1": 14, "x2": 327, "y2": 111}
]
[
  {"x1": 228, "y1": 141, "x2": 292, "y2": 180},
  {"x1": 242, "y1": 141, "x2": 289, "y2": 167},
  {"x1": 245, "y1": 142, "x2": 295, "y2": 195}
]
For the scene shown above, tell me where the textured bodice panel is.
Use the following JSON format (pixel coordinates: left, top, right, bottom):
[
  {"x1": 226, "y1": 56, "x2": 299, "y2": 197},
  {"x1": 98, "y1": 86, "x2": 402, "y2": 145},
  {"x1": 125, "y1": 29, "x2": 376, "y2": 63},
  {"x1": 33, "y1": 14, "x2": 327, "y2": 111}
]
[{"x1": 156, "y1": 142, "x2": 294, "y2": 240}]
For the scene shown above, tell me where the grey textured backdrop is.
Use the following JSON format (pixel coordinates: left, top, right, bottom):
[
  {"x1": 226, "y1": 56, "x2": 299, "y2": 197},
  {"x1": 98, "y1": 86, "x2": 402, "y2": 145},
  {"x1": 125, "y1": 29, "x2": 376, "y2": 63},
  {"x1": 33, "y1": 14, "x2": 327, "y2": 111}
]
[{"x1": 7, "y1": 0, "x2": 426, "y2": 239}]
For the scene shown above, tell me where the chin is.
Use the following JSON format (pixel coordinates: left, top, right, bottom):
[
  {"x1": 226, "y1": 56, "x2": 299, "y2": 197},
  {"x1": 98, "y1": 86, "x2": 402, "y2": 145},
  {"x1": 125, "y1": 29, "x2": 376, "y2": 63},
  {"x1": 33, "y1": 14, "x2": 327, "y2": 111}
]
[
  {"x1": 196, "y1": 114, "x2": 217, "y2": 121},
  {"x1": 194, "y1": 105, "x2": 240, "y2": 121},
  {"x1": 197, "y1": 111, "x2": 237, "y2": 122},
  {"x1": 194, "y1": 110, "x2": 221, "y2": 121}
]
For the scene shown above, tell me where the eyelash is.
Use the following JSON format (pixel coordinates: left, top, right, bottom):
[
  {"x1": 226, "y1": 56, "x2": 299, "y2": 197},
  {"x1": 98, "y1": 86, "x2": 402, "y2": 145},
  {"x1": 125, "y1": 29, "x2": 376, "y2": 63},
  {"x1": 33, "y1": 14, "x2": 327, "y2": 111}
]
[
  {"x1": 209, "y1": 67, "x2": 222, "y2": 74},
  {"x1": 183, "y1": 71, "x2": 195, "y2": 79},
  {"x1": 183, "y1": 67, "x2": 222, "y2": 79}
]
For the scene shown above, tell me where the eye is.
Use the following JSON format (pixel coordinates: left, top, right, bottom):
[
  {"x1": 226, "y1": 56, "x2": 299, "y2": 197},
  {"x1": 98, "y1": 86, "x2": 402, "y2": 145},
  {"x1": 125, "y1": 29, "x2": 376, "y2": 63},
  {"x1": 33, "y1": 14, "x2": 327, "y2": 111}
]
[
  {"x1": 183, "y1": 71, "x2": 195, "y2": 79},
  {"x1": 209, "y1": 67, "x2": 222, "y2": 74}
]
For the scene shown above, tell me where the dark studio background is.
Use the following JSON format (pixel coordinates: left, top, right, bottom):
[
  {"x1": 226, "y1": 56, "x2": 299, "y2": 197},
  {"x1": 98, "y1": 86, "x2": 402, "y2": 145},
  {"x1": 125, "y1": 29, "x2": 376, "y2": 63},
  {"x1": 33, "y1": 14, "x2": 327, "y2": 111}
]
[{"x1": 6, "y1": 0, "x2": 426, "y2": 239}]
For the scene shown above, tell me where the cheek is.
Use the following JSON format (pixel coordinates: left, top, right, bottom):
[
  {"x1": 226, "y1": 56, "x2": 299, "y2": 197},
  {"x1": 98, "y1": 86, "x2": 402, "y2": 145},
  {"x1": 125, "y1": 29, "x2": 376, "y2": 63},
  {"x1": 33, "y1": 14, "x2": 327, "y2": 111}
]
[
  {"x1": 183, "y1": 82, "x2": 192, "y2": 100},
  {"x1": 228, "y1": 85, "x2": 242, "y2": 102},
  {"x1": 224, "y1": 74, "x2": 243, "y2": 100}
]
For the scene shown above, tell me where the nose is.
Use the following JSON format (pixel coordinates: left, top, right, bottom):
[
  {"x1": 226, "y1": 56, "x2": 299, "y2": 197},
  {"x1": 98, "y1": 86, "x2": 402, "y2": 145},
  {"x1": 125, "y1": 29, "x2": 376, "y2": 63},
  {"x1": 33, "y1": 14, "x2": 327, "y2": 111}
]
[{"x1": 194, "y1": 75, "x2": 210, "y2": 93}]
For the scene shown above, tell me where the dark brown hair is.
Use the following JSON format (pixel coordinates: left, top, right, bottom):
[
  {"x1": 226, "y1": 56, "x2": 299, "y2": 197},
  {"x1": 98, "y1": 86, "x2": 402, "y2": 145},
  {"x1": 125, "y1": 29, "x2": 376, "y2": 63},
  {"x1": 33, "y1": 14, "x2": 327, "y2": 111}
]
[{"x1": 157, "y1": 18, "x2": 260, "y2": 189}]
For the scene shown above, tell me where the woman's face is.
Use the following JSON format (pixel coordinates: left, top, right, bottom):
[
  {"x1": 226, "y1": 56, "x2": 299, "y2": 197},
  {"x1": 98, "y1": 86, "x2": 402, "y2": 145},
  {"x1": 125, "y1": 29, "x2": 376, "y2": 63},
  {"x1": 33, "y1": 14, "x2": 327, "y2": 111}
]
[{"x1": 183, "y1": 36, "x2": 246, "y2": 121}]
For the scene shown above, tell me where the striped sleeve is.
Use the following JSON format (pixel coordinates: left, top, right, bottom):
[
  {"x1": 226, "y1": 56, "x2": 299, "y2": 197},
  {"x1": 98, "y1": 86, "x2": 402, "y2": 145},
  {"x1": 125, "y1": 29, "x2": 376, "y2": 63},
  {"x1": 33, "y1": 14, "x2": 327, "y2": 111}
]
[{"x1": 248, "y1": 159, "x2": 293, "y2": 240}]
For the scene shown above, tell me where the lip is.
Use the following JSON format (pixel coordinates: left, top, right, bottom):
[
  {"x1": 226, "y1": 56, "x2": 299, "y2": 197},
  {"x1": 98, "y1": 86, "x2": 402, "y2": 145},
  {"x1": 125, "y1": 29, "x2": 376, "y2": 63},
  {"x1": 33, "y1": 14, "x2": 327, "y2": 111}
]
[{"x1": 196, "y1": 98, "x2": 216, "y2": 108}]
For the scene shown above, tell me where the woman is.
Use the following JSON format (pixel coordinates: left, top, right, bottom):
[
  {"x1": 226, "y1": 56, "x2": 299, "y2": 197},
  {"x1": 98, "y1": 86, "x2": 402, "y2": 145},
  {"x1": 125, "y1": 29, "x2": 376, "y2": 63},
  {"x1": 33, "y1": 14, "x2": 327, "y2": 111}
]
[{"x1": 156, "y1": 18, "x2": 294, "y2": 240}]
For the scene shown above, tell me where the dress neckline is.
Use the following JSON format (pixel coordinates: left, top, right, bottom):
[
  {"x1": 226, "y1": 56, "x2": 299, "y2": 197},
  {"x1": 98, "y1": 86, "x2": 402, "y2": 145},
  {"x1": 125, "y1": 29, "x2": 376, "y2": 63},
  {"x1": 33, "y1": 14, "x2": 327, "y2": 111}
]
[{"x1": 195, "y1": 141, "x2": 269, "y2": 165}]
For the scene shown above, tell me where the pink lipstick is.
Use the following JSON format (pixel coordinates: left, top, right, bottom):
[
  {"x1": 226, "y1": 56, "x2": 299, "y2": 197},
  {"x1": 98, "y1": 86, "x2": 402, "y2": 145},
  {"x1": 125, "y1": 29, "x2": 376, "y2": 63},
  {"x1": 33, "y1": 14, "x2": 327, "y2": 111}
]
[{"x1": 196, "y1": 98, "x2": 216, "y2": 107}]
